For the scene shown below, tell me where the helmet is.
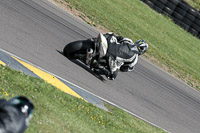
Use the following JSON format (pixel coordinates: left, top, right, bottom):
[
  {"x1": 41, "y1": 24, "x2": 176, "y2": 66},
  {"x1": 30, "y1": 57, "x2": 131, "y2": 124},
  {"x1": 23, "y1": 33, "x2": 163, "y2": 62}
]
[
  {"x1": 134, "y1": 39, "x2": 148, "y2": 55},
  {"x1": 9, "y1": 96, "x2": 34, "y2": 117}
]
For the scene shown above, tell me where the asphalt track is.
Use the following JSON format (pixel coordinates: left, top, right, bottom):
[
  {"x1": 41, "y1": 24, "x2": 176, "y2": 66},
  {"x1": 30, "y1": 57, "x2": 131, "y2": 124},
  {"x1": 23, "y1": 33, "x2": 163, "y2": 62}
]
[
  {"x1": 0, "y1": 0, "x2": 200, "y2": 132},
  {"x1": 0, "y1": 49, "x2": 107, "y2": 110}
]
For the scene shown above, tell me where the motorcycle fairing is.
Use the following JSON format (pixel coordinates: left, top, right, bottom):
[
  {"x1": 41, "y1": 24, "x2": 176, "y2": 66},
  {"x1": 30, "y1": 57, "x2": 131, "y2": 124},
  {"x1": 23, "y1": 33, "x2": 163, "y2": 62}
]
[{"x1": 98, "y1": 33, "x2": 108, "y2": 58}]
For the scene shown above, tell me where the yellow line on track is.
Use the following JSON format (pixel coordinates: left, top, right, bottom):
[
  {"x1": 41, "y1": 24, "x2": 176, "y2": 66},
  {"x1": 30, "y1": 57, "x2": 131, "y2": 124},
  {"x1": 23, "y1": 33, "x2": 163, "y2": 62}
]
[
  {"x1": 0, "y1": 60, "x2": 6, "y2": 66},
  {"x1": 12, "y1": 56, "x2": 86, "y2": 101}
]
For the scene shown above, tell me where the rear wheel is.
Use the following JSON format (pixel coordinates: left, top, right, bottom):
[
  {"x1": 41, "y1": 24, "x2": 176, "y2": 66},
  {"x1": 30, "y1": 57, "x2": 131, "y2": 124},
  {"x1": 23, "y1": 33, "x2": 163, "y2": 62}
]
[{"x1": 63, "y1": 39, "x2": 94, "y2": 59}]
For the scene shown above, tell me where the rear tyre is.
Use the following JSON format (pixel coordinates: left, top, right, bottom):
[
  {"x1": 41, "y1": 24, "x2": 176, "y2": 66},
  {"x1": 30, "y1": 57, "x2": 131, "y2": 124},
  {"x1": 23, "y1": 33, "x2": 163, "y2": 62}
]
[{"x1": 63, "y1": 39, "x2": 93, "y2": 59}]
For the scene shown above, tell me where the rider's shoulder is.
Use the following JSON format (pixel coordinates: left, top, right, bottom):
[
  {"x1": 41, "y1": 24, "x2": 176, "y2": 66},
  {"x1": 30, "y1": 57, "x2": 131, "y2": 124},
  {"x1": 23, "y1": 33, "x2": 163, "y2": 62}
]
[
  {"x1": 120, "y1": 38, "x2": 133, "y2": 44},
  {"x1": 104, "y1": 32, "x2": 114, "y2": 36}
]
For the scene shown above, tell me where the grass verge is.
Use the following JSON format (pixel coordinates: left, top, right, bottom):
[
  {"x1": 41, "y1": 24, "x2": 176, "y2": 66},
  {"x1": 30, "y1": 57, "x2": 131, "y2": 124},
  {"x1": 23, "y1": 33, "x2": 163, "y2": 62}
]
[
  {"x1": 53, "y1": 0, "x2": 200, "y2": 90},
  {"x1": 185, "y1": 0, "x2": 200, "y2": 10},
  {"x1": 0, "y1": 65, "x2": 166, "y2": 133}
]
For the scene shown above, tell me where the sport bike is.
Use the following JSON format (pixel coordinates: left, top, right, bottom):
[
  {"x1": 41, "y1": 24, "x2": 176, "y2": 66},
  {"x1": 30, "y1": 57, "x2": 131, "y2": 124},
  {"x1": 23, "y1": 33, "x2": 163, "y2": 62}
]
[{"x1": 63, "y1": 33, "x2": 111, "y2": 76}]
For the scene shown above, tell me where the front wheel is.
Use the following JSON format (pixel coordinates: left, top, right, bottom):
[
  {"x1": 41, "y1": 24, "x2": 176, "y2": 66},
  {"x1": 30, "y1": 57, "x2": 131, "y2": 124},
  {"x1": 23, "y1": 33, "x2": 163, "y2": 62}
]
[{"x1": 63, "y1": 39, "x2": 94, "y2": 59}]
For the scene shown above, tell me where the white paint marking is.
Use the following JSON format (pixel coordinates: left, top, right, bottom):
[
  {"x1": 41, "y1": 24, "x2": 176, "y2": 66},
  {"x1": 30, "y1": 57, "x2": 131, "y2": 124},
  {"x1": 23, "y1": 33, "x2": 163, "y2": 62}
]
[{"x1": 0, "y1": 48, "x2": 170, "y2": 132}]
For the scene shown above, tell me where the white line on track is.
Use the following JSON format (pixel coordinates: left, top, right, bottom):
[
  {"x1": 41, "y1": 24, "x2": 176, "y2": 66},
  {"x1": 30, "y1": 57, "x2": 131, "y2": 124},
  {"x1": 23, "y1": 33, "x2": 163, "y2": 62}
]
[{"x1": 0, "y1": 48, "x2": 170, "y2": 132}]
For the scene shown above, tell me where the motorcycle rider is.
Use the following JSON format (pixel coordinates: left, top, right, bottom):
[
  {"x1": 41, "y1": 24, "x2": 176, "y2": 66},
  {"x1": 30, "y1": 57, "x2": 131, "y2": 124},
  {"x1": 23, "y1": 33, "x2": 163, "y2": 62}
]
[
  {"x1": 103, "y1": 32, "x2": 148, "y2": 80},
  {"x1": 0, "y1": 96, "x2": 34, "y2": 133}
]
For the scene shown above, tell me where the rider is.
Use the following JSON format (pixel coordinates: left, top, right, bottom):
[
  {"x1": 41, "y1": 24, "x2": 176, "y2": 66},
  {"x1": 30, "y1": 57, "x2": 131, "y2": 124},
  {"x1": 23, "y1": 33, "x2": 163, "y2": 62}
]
[
  {"x1": 103, "y1": 32, "x2": 148, "y2": 80},
  {"x1": 0, "y1": 96, "x2": 34, "y2": 133}
]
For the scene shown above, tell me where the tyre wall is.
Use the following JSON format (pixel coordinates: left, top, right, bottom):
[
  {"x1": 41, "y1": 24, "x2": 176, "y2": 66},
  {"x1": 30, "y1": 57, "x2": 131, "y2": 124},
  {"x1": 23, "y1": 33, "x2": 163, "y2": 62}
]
[{"x1": 141, "y1": 0, "x2": 200, "y2": 39}]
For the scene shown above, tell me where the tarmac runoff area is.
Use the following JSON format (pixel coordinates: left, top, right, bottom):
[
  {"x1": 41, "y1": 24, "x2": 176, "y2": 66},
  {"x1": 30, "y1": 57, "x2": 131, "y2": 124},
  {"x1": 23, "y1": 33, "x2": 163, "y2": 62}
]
[{"x1": 0, "y1": 49, "x2": 108, "y2": 111}]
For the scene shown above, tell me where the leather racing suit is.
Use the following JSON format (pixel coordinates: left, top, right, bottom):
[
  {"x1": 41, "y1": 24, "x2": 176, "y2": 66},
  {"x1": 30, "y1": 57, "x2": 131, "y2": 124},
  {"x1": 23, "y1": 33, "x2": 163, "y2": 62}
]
[
  {"x1": 104, "y1": 32, "x2": 139, "y2": 80},
  {"x1": 0, "y1": 99, "x2": 28, "y2": 133}
]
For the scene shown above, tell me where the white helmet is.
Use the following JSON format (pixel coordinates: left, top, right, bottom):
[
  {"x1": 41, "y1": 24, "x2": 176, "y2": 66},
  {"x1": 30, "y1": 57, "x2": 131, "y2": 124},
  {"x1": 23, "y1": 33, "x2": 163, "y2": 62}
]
[{"x1": 134, "y1": 39, "x2": 148, "y2": 55}]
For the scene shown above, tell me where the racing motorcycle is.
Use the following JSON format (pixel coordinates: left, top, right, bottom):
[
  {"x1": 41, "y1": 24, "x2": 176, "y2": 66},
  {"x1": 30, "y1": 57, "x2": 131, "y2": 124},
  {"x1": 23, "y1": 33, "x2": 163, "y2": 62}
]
[{"x1": 63, "y1": 33, "x2": 112, "y2": 77}]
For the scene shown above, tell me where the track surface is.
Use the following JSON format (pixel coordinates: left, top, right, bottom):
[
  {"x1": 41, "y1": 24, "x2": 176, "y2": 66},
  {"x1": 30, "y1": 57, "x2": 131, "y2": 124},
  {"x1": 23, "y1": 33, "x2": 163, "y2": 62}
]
[{"x1": 1, "y1": 0, "x2": 200, "y2": 132}]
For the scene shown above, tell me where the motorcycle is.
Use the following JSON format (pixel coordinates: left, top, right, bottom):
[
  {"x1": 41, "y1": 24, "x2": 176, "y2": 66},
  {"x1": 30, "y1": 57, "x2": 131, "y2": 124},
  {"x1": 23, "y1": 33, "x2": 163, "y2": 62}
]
[{"x1": 63, "y1": 33, "x2": 112, "y2": 77}]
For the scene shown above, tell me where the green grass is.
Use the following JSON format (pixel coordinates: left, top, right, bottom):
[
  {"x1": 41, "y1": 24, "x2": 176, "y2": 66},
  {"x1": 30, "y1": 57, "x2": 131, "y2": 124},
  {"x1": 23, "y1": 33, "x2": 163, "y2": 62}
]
[
  {"x1": 185, "y1": 0, "x2": 200, "y2": 10},
  {"x1": 63, "y1": 0, "x2": 200, "y2": 89},
  {"x1": 0, "y1": 65, "x2": 166, "y2": 133}
]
